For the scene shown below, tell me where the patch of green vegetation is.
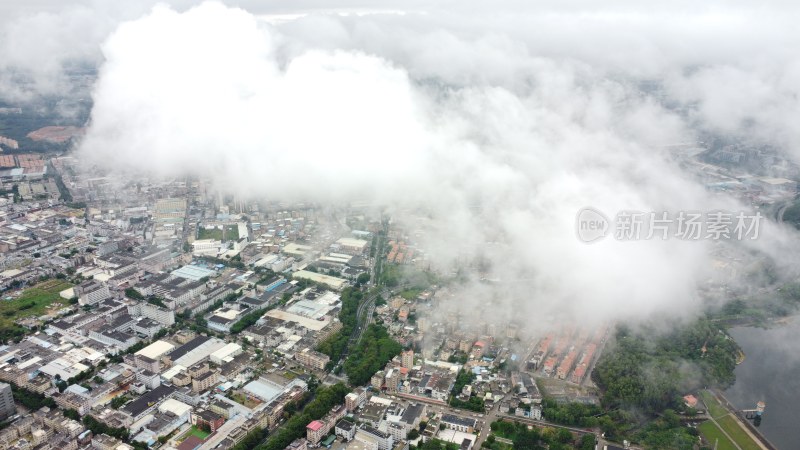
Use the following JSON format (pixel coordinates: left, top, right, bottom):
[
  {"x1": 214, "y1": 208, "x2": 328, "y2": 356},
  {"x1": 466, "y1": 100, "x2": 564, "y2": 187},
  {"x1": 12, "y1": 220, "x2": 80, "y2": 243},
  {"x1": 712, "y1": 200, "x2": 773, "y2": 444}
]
[
  {"x1": 344, "y1": 324, "x2": 402, "y2": 386},
  {"x1": 699, "y1": 391, "x2": 728, "y2": 419},
  {"x1": 124, "y1": 287, "x2": 144, "y2": 300},
  {"x1": 380, "y1": 263, "x2": 437, "y2": 289},
  {"x1": 632, "y1": 409, "x2": 698, "y2": 449},
  {"x1": 187, "y1": 425, "x2": 211, "y2": 440},
  {"x1": 225, "y1": 224, "x2": 240, "y2": 240},
  {"x1": 697, "y1": 421, "x2": 737, "y2": 450},
  {"x1": 449, "y1": 369, "x2": 484, "y2": 412},
  {"x1": 110, "y1": 395, "x2": 129, "y2": 409},
  {"x1": 10, "y1": 382, "x2": 56, "y2": 410},
  {"x1": 229, "y1": 391, "x2": 262, "y2": 409},
  {"x1": 584, "y1": 320, "x2": 741, "y2": 445},
  {"x1": 230, "y1": 307, "x2": 267, "y2": 334},
  {"x1": 488, "y1": 421, "x2": 580, "y2": 450},
  {"x1": 450, "y1": 395, "x2": 484, "y2": 412},
  {"x1": 198, "y1": 226, "x2": 223, "y2": 241},
  {"x1": 416, "y1": 439, "x2": 461, "y2": 450},
  {"x1": 147, "y1": 297, "x2": 167, "y2": 308},
  {"x1": 83, "y1": 414, "x2": 130, "y2": 442},
  {"x1": 480, "y1": 439, "x2": 514, "y2": 450},
  {"x1": 52, "y1": 173, "x2": 73, "y2": 202},
  {"x1": 399, "y1": 288, "x2": 422, "y2": 300},
  {"x1": 229, "y1": 427, "x2": 267, "y2": 450},
  {"x1": 716, "y1": 416, "x2": 761, "y2": 450},
  {"x1": 198, "y1": 224, "x2": 240, "y2": 241},
  {"x1": 447, "y1": 352, "x2": 468, "y2": 364},
  {"x1": 594, "y1": 320, "x2": 739, "y2": 415},
  {"x1": 0, "y1": 279, "x2": 72, "y2": 342},
  {"x1": 317, "y1": 287, "x2": 362, "y2": 363},
  {"x1": 542, "y1": 399, "x2": 603, "y2": 427},
  {"x1": 255, "y1": 383, "x2": 349, "y2": 450}
]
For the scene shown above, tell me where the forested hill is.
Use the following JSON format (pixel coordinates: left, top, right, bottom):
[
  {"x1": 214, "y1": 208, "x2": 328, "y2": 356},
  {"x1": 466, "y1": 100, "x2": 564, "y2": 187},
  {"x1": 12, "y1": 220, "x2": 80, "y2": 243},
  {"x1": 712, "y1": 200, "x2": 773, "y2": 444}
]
[{"x1": 593, "y1": 319, "x2": 739, "y2": 414}]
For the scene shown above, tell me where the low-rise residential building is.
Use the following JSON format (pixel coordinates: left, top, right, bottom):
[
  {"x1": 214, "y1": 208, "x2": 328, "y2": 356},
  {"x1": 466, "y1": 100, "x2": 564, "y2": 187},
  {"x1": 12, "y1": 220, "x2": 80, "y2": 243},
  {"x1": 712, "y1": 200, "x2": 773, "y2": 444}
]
[
  {"x1": 335, "y1": 419, "x2": 356, "y2": 441},
  {"x1": 191, "y1": 409, "x2": 226, "y2": 433},
  {"x1": 295, "y1": 347, "x2": 330, "y2": 371},
  {"x1": 75, "y1": 280, "x2": 110, "y2": 306},
  {"x1": 355, "y1": 425, "x2": 394, "y2": 450},
  {"x1": 345, "y1": 388, "x2": 367, "y2": 412},
  {"x1": 440, "y1": 414, "x2": 476, "y2": 433},
  {"x1": 306, "y1": 419, "x2": 330, "y2": 445},
  {"x1": 191, "y1": 370, "x2": 219, "y2": 393}
]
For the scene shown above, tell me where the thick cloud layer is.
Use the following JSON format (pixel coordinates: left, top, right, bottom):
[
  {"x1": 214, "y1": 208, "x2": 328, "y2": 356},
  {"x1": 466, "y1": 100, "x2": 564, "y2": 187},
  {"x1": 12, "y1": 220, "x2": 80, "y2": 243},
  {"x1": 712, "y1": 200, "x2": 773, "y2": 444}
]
[{"x1": 6, "y1": 1, "x2": 800, "y2": 325}]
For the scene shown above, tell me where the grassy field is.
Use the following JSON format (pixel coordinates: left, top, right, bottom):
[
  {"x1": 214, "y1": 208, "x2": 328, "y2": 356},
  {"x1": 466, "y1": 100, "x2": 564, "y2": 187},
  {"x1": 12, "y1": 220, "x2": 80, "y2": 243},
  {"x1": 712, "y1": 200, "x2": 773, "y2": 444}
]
[
  {"x1": 187, "y1": 425, "x2": 211, "y2": 440},
  {"x1": 698, "y1": 421, "x2": 738, "y2": 450},
  {"x1": 198, "y1": 224, "x2": 239, "y2": 241},
  {"x1": 198, "y1": 226, "x2": 223, "y2": 241},
  {"x1": 717, "y1": 415, "x2": 762, "y2": 450},
  {"x1": 0, "y1": 279, "x2": 72, "y2": 329},
  {"x1": 399, "y1": 288, "x2": 422, "y2": 300},
  {"x1": 700, "y1": 390, "x2": 728, "y2": 419},
  {"x1": 698, "y1": 391, "x2": 763, "y2": 450}
]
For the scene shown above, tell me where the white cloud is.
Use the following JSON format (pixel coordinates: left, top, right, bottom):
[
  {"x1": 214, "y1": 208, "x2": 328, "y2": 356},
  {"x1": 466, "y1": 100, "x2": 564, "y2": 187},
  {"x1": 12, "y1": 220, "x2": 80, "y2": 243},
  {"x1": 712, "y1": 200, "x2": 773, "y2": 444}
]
[{"x1": 3, "y1": 0, "x2": 800, "y2": 325}]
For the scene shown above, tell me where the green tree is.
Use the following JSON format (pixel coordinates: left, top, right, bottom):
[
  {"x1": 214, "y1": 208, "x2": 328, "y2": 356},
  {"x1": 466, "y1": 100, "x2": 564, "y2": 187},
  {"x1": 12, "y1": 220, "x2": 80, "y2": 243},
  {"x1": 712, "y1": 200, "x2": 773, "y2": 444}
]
[
  {"x1": 63, "y1": 408, "x2": 81, "y2": 420},
  {"x1": 124, "y1": 287, "x2": 144, "y2": 300},
  {"x1": 556, "y1": 428, "x2": 573, "y2": 444},
  {"x1": 343, "y1": 324, "x2": 402, "y2": 386},
  {"x1": 83, "y1": 415, "x2": 129, "y2": 441},
  {"x1": 512, "y1": 427, "x2": 543, "y2": 450},
  {"x1": 10, "y1": 383, "x2": 56, "y2": 409},
  {"x1": 110, "y1": 395, "x2": 129, "y2": 409},
  {"x1": 255, "y1": 383, "x2": 348, "y2": 450},
  {"x1": 579, "y1": 434, "x2": 596, "y2": 450}
]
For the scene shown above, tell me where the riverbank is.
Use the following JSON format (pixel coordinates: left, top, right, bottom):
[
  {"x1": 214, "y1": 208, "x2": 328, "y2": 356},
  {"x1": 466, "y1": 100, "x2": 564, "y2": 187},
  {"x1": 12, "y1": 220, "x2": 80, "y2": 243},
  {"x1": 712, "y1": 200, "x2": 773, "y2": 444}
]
[
  {"x1": 721, "y1": 318, "x2": 800, "y2": 449},
  {"x1": 697, "y1": 390, "x2": 769, "y2": 450}
]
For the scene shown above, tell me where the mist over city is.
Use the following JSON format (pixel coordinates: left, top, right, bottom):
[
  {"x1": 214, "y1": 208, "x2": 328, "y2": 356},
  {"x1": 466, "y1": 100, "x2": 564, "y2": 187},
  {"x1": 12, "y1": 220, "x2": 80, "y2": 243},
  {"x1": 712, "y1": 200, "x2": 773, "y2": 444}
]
[{"x1": 0, "y1": 1, "x2": 799, "y2": 449}]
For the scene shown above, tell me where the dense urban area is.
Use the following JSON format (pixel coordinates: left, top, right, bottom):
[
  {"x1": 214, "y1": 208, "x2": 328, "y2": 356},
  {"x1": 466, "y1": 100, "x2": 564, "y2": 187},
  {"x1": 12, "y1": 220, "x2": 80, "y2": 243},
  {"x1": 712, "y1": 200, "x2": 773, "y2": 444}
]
[
  {"x1": 1, "y1": 4, "x2": 799, "y2": 446},
  {"x1": 0, "y1": 123, "x2": 794, "y2": 450}
]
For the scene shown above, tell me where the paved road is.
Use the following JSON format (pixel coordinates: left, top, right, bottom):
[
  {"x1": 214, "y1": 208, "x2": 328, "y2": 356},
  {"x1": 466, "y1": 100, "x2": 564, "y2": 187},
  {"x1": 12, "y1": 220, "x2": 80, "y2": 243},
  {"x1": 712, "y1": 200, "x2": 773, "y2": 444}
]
[
  {"x1": 474, "y1": 393, "x2": 507, "y2": 447},
  {"x1": 391, "y1": 391, "x2": 607, "y2": 449}
]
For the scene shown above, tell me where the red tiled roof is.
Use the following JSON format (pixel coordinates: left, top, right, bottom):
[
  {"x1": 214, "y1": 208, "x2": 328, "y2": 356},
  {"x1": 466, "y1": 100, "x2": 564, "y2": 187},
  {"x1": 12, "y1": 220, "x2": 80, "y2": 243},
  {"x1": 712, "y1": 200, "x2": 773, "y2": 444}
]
[{"x1": 307, "y1": 420, "x2": 325, "y2": 431}]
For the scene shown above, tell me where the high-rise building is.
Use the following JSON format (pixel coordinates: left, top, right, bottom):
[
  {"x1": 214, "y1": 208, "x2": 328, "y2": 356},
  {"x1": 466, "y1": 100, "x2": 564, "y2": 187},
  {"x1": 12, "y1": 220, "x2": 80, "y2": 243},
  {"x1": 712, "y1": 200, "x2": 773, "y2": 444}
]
[
  {"x1": 401, "y1": 349, "x2": 414, "y2": 369},
  {"x1": 370, "y1": 371, "x2": 385, "y2": 390},
  {"x1": 385, "y1": 369, "x2": 399, "y2": 393},
  {"x1": 0, "y1": 382, "x2": 16, "y2": 420}
]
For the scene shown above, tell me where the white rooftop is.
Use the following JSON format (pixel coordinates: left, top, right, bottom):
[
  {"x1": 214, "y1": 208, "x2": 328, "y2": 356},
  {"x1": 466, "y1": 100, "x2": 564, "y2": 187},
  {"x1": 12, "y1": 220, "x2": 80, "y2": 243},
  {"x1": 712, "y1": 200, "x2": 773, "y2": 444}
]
[
  {"x1": 136, "y1": 340, "x2": 175, "y2": 360},
  {"x1": 158, "y1": 398, "x2": 192, "y2": 417},
  {"x1": 265, "y1": 309, "x2": 331, "y2": 331},
  {"x1": 171, "y1": 264, "x2": 216, "y2": 281}
]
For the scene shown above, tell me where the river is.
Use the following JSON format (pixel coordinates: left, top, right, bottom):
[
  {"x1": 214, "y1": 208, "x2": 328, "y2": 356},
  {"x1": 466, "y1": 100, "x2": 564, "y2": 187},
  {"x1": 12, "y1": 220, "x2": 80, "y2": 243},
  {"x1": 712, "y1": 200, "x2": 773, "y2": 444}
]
[{"x1": 723, "y1": 319, "x2": 800, "y2": 449}]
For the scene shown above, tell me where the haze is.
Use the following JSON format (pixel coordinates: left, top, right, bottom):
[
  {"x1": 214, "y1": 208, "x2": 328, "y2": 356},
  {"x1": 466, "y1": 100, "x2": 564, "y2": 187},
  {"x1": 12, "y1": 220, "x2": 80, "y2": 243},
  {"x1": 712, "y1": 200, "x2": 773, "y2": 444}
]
[{"x1": 3, "y1": 0, "x2": 800, "y2": 327}]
